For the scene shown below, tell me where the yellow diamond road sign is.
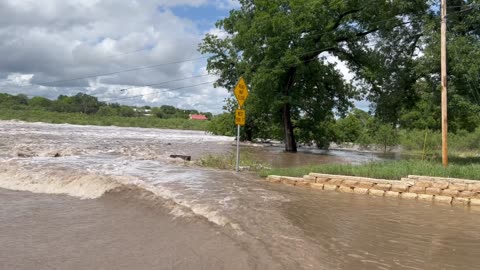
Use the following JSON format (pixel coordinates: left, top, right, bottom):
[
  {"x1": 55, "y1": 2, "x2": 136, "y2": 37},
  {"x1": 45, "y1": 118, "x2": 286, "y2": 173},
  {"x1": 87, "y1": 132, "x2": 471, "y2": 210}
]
[
  {"x1": 234, "y1": 77, "x2": 249, "y2": 107},
  {"x1": 235, "y1": 109, "x2": 246, "y2": 126}
]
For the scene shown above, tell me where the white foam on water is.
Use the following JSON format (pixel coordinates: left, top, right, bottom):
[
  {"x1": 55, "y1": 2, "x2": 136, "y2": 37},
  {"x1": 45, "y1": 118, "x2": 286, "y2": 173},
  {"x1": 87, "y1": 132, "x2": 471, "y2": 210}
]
[
  {"x1": 0, "y1": 163, "x2": 128, "y2": 199},
  {"x1": 132, "y1": 180, "x2": 243, "y2": 231},
  {"x1": 0, "y1": 161, "x2": 243, "y2": 233},
  {"x1": 0, "y1": 120, "x2": 235, "y2": 143}
]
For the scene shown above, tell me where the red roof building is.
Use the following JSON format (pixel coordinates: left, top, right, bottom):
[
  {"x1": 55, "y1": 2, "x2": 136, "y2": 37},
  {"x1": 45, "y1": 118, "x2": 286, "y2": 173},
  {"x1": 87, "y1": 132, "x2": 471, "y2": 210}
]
[{"x1": 189, "y1": 114, "x2": 208, "y2": 120}]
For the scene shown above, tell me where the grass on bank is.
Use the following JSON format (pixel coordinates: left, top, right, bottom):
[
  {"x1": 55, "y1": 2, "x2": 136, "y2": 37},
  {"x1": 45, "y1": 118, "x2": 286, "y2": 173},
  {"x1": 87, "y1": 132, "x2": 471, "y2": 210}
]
[
  {"x1": 260, "y1": 159, "x2": 480, "y2": 181},
  {"x1": 0, "y1": 109, "x2": 209, "y2": 131},
  {"x1": 196, "y1": 152, "x2": 267, "y2": 171},
  {"x1": 196, "y1": 151, "x2": 480, "y2": 181}
]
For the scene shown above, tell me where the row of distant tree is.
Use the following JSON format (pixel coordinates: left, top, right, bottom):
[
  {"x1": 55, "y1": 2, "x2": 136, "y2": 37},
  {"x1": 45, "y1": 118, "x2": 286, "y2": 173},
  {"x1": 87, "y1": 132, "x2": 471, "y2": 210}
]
[
  {"x1": 0, "y1": 92, "x2": 213, "y2": 119},
  {"x1": 207, "y1": 109, "x2": 398, "y2": 151},
  {"x1": 208, "y1": 107, "x2": 480, "y2": 153}
]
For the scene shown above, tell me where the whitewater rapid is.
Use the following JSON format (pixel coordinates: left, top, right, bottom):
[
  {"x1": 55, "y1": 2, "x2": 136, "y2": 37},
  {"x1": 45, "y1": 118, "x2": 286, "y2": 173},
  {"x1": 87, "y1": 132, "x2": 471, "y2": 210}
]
[{"x1": 0, "y1": 121, "x2": 246, "y2": 228}]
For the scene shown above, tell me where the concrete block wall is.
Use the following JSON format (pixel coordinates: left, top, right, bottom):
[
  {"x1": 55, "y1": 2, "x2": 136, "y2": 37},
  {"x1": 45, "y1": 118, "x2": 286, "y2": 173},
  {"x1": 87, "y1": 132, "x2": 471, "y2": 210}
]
[{"x1": 266, "y1": 174, "x2": 480, "y2": 207}]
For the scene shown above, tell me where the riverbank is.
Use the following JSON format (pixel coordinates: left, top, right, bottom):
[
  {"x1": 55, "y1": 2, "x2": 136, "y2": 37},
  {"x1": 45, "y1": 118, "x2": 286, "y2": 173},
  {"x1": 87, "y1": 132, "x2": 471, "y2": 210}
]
[
  {"x1": 260, "y1": 159, "x2": 480, "y2": 180},
  {"x1": 266, "y1": 173, "x2": 480, "y2": 207},
  {"x1": 0, "y1": 109, "x2": 209, "y2": 131}
]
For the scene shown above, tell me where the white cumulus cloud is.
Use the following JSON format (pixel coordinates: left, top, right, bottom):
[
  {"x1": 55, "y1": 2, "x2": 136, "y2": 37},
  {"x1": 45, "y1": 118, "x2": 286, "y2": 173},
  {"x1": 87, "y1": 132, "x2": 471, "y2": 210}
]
[{"x1": 0, "y1": 0, "x2": 233, "y2": 113}]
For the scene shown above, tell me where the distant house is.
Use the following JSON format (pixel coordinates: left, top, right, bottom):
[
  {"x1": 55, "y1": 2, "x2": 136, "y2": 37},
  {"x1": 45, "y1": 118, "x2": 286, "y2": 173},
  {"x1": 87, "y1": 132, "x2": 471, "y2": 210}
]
[
  {"x1": 133, "y1": 108, "x2": 152, "y2": 116},
  {"x1": 190, "y1": 114, "x2": 208, "y2": 120}
]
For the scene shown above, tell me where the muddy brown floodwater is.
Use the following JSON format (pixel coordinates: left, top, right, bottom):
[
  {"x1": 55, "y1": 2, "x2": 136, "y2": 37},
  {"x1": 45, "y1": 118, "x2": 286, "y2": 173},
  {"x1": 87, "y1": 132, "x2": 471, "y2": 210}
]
[{"x1": 0, "y1": 121, "x2": 479, "y2": 270}]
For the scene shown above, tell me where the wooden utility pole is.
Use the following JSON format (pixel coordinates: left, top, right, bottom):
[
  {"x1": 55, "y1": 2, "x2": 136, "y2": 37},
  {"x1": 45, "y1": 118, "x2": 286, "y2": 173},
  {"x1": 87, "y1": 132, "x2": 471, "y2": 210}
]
[{"x1": 441, "y1": 0, "x2": 448, "y2": 167}]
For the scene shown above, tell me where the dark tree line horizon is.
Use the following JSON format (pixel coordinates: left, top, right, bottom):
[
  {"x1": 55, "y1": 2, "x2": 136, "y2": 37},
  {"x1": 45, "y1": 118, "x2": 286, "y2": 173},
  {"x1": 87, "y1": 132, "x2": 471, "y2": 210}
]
[{"x1": 0, "y1": 92, "x2": 214, "y2": 120}]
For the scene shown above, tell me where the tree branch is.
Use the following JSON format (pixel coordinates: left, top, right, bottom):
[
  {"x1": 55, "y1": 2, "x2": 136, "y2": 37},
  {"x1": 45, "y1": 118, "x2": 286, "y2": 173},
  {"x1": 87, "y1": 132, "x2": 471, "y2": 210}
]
[{"x1": 328, "y1": 9, "x2": 363, "y2": 32}]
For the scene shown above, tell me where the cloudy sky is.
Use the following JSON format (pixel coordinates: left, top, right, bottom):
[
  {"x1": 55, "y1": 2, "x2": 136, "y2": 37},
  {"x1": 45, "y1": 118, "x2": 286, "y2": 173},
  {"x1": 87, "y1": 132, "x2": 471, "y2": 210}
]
[{"x1": 0, "y1": 0, "x2": 364, "y2": 113}]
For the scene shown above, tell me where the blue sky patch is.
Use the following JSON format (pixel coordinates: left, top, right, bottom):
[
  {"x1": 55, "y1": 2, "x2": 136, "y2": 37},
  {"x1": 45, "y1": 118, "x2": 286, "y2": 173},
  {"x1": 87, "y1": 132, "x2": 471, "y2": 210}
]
[{"x1": 170, "y1": 4, "x2": 229, "y2": 31}]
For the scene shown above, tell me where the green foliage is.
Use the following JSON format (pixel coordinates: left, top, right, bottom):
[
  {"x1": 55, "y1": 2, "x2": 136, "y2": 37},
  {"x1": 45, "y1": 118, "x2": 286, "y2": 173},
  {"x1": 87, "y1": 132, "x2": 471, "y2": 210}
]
[
  {"x1": 296, "y1": 117, "x2": 336, "y2": 148},
  {"x1": 96, "y1": 106, "x2": 117, "y2": 116},
  {"x1": 399, "y1": 129, "x2": 441, "y2": 154},
  {"x1": 448, "y1": 93, "x2": 480, "y2": 132},
  {"x1": 151, "y1": 105, "x2": 210, "y2": 119},
  {"x1": 333, "y1": 109, "x2": 399, "y2": 152},
  {"x1": 117, "y1": 106, "x2": 135, "y2": 117},
  {"x1": 334, "y1": 113, "x2": 363, "y2": 143},
  {"x1": 451, "y1": 129, "x2": 480, "y2": 153},
  {"x1": 373, "y1": 124, "x2": 399, "y2": 153},
  {"x1": 50, "y1": 93, "x2": 103, "y2": 114},
  {"x1": 29, "y1": 96, "x2": 53, "y2": 108},
  {"x1": 375, "y1": 1, "x2": 480, "y2": 131},
  {"x1": 206, "y1": 113, "x2": 236, "y2": 136},
  {"x1": 399, "y1": 128, "x2": 480, "y2": 156},
  {"x1": 0, "y1": 93, "x2": 29, "y2": 109}
]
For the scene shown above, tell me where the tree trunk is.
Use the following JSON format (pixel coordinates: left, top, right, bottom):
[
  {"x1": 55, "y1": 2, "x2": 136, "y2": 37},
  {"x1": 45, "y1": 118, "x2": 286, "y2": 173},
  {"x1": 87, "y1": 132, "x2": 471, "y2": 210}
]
[
  {"x1": 245, "y1": 124, "x2": 254, "y2": 142},
  {"x1": 282, "y1": 103, "x2": 297, "y2": 152},
  {"x1": 282, "y1": 67, "x2": 297, "y2": 153}
]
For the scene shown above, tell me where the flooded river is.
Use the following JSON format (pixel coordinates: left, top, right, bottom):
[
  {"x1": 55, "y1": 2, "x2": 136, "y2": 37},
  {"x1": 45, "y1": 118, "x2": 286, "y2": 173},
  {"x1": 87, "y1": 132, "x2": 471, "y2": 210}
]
[{"x1": 1, "y1": 121, "x2": 479, "y2": 269}]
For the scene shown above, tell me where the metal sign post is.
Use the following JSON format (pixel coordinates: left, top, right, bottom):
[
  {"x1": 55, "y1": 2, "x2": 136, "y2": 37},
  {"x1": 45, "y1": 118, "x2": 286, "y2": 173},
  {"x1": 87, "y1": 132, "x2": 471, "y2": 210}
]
[
  {"x1": 235, "y1": 108, "x2": 246, "y2": 172},
  {"x1": 233, "y1": 77, "x2": 249, "y2": 172},
  {"x1": 236, "y1": 117, "x2": 241, "y2": 172}
]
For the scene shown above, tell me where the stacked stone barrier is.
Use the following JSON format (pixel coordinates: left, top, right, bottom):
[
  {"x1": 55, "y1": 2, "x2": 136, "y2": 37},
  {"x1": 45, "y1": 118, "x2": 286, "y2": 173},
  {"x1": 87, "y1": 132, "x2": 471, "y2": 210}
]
[{"x1": 266, "y1": 173, "x2": 480, "y2": 207}]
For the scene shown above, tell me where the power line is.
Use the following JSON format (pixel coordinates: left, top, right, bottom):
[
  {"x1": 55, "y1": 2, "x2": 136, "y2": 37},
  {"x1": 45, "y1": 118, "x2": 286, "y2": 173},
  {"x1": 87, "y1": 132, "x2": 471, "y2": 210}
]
[
  {"x1": 37, "y1": 2, "x2": 440, "y2": 88},
  {"x1": 30, "y1": 2, "x2": 466, "y2": 100},
  {"x1": 104, "y1": 80, "x2": 217, "y2": 103},
  {"x1": 106, "y1": 47, "x2": 152, "y2": 58},
  {"x1": 10, "y1": 3, "x2": 472, "y2": 103},
  {"x1": 15, "y1": 27, "x2": 454, "y2": 107},
  {"x1": 37, "y1": 3, "x2": 428, "y2": 87},
  {"x1": 101, "y1": 37, "x2": 406, "y2": 105},
  {"x1": 14, "y1": 3, "x2": 478, "y2": 115},
  {"x1": 40, "y1": 55, "x2": 209, "y2": 86},
  {"x1": 64, "y1": 43, "x2": 343, "y2": 104},
  {"x1": 117, "y1": 73, "x2": 213, "y2": 92},
  {"x1": 44, "y1": 21, "x2": 428, "y2": 103},
  {"x1": 42, "y1": 74, "x2": 216, "y2": 104}
]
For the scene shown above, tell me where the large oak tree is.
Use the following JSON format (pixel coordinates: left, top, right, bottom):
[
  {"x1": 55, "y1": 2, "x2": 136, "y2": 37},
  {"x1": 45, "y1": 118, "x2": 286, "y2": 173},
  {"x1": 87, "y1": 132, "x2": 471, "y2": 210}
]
[{"x1": 200, "y1": 0, "x2": 428, "y2": 152}]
